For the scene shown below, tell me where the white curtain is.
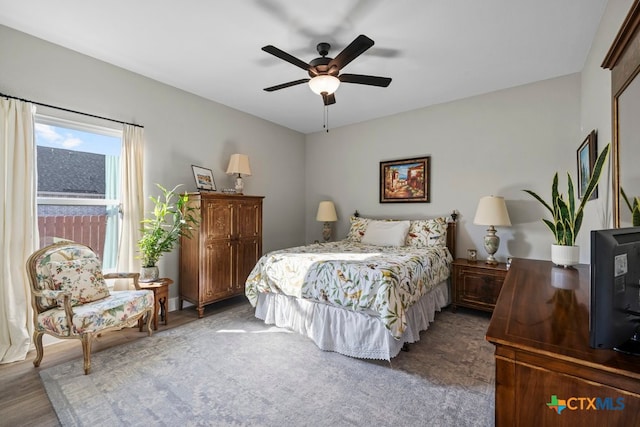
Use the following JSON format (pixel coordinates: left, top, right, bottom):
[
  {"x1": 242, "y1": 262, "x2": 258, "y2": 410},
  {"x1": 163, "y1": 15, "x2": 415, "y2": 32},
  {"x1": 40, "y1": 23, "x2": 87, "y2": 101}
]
[
  {"x1": 0, "y1": 98, "x2": 38, "y2": 363},
  {"x1": 116, "y1": 125, "x2": 144, "y2": 287},
  {"x1": 103, "y1": 155, "x2": 120, "y2": 270}
]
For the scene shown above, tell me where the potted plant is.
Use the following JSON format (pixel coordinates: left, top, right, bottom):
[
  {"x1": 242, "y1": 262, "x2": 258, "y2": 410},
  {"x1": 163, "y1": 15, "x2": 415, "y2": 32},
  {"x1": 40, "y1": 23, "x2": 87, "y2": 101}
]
[
  {"x1": 621, "y1": 187, "x2": 640, "y2": 226},
  {"x1": 138, "y1": 184, "x2": 198, "y2": 281},
  {"x1": 523, "y1": 143, "x2": 610, "y2": 267}
]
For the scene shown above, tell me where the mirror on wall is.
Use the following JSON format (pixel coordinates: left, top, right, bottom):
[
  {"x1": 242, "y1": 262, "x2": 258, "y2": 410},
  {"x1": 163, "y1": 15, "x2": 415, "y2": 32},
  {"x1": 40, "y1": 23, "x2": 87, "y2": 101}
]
[
  {"x1": 617, "y1": 77, "x2": 640, "y2": 226},
  {"x1": 603, "y1": 0, "x2": 640, "y2": 227}
]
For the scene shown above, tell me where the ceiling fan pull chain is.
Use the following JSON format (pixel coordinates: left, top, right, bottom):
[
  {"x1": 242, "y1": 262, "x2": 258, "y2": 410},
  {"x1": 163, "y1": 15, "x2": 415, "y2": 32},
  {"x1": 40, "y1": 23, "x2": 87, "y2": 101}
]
[
  {"x1": 324, "y1": 105, "x2": 330, "y2": 132},
  {"x1": 323, "y1": 105, "x2": 326, "y2": 131}
]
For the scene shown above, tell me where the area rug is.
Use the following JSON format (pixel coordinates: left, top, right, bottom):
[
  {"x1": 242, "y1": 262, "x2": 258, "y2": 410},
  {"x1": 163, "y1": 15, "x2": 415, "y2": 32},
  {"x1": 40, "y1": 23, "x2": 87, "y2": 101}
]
[{"x1": 40, "y1": 302, "x2": 494, "y2": 426}]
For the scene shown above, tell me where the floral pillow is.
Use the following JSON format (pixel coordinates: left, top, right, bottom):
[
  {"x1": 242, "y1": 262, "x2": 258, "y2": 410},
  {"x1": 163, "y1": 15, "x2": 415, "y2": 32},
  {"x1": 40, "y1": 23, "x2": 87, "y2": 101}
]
[
  {"x1": 405, "y1": 217, "x2": 448, "y2": 247},
  {"x1": 48, "y1": 258, "x2": 110, "y2": 306},
  {"x1": 346, "y1": 216, "x2": 372, "y2": 242}
]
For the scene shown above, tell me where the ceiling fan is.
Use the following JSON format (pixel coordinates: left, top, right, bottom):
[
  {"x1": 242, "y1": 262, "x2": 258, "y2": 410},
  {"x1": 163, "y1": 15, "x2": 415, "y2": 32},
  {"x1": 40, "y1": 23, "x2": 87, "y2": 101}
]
[{"x1": 262, "y1": 34, "x2": 392, "y2": 106}]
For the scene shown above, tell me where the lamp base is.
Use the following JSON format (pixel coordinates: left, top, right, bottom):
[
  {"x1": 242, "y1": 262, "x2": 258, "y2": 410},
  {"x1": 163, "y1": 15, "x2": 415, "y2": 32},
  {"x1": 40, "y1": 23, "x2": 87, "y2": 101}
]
[
  {"x1": 485, "y1": 255, "x2": 498, "y2": 266},
  {"x1": 322, "y1": 222, "x2": 332, "y2": 242},
  {"x1": 234, "y1": 174, "x2": 244, "y2": 194},
  {"x1": 483, "y1": 225, "x2": 500, "y2": 265}
]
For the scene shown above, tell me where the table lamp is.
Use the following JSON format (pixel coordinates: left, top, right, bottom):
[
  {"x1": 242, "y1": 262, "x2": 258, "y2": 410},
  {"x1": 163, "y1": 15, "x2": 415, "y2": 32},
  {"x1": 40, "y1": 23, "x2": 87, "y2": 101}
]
[
  {"x1": 473, "y1": 195, "x2": 511, "y2": 265},
  {"x1": 316, "y1": 201, "x2": 338, "y2": 242},
  {"x1": 226, "y1": 154, "x2": 252, "y2": 194}
]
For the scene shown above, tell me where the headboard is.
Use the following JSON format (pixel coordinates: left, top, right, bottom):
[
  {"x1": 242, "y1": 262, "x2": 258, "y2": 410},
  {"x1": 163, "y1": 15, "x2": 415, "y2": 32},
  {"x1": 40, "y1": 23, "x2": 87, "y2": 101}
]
[{"x1": 353, "y1": 210, "x2": 458, "y2": 258}]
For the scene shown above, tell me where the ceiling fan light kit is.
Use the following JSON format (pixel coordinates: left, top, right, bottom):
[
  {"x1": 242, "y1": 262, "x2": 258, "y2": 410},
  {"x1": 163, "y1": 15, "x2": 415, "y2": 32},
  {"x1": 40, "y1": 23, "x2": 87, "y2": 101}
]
[{"x1": 308, "y1": 75, "x2": 340, "y2": 95}]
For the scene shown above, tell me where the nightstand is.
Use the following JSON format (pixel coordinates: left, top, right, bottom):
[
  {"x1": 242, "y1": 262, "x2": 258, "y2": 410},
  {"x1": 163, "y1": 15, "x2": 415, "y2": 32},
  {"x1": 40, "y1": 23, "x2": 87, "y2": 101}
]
[{"x1": 451, "y1": 258, "x2": 508, "y2": 313}]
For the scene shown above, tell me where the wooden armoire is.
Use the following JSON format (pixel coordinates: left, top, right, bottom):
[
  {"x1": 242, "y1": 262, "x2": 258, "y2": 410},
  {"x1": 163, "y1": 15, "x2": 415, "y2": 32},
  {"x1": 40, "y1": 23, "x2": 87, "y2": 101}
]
[{"x1": 179, "y1": 192, "x2": 263, "y2": 317}]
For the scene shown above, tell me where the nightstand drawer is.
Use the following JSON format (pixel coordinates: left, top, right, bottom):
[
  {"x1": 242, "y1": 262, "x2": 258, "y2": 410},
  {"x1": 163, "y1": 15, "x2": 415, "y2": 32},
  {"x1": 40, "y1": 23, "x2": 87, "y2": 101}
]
[{"x1": 451, "y1": 259, "x2": 508, "y2": 313}]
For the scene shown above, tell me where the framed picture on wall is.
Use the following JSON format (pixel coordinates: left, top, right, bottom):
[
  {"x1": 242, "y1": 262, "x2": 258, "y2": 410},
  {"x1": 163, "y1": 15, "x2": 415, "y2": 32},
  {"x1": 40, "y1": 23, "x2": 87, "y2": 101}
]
[
  {"x1": 577, "y1": 130, "x2": 597, "y2": 200},
  {"x1": 380, "y1": 156, "x2": 430, "y2": 203},
  {"x1": 192, "y1": 165, "x2": 216, "y2": 191}
]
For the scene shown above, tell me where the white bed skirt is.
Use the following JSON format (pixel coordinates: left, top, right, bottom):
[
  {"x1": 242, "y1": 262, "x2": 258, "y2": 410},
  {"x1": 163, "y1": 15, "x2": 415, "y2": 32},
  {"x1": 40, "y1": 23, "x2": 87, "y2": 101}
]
[{"x1": 254, "y1": 280, "x2": 449, "y2": 360}]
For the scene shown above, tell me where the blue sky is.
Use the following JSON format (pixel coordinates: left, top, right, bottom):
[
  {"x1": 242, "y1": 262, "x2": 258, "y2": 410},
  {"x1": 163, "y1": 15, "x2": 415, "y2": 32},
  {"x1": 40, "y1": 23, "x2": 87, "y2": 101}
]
[
  {"x1": 35, "y1": 123, "x2": 121, "y2": 156},
  {"x1": 392, "y1": 163, "x2": 421, "y2": 180}
]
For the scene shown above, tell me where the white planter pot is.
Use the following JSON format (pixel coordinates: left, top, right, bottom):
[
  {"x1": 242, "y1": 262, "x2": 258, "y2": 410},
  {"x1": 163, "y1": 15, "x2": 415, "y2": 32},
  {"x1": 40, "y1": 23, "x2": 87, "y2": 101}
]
[
  {"x1": 140, "y1": 266, "x2": 159, "y2": 282},
  {"x1": 551, "y1": 244, "x2": 579, "y2": 268}
]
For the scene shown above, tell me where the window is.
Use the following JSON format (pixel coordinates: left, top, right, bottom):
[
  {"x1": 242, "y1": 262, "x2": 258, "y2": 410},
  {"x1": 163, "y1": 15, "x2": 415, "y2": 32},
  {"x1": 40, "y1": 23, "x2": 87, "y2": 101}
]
[{"x1": 35, "y1": 115, "x2": 122, "y2": 270}]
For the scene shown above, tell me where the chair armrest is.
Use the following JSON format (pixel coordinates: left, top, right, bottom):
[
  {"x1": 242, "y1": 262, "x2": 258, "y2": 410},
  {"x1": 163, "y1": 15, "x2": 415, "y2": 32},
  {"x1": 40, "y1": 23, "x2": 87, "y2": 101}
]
[
  {"x1": 39, "y1": 289, "x2": 72, "y2": 307},
  {"x1": 104, "y1": 272, "x2": 141, "y2": 290},
  {"x1": 38, "y1": 289, "x2": 74, "y2": 330}
]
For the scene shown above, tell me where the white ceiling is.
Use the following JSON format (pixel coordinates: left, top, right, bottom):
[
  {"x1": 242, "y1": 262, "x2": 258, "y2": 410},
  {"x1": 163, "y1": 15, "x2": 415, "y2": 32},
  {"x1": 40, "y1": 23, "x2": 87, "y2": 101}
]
[{"x1": 0, "y1": 0, "x2": 608, "y2": 134}]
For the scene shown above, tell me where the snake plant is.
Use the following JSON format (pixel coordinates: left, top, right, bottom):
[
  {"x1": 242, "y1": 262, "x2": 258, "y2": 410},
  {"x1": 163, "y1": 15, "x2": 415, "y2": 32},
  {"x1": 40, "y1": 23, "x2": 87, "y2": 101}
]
[
  {"x1": 523, "y1": 143, "x2": 610, "y2": 246},
  {"x1": 621, "y1": 187, "x2": 640, "y2": 226}
]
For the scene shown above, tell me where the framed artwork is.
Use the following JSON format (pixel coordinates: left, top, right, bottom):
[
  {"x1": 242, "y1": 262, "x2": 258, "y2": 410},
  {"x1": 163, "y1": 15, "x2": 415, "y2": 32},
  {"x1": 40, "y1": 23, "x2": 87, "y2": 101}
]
[
  {"x1": 577, "y1": 130, "x2": 597, "y2": 200},
  {"x1": 380, "y1": 156, "x2": 430, "y2": 203},
  {"x1": 192, "y1": 165, "x2": 216, "y2": 191}
]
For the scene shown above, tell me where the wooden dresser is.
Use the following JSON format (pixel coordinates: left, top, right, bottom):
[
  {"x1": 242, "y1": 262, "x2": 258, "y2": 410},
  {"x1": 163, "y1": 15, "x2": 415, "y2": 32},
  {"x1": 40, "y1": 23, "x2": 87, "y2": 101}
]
[
  {"x1": 179, "y1": 192, "x2": 263, "y2": 317},
  {"x1": 486, "y1": 258, "x2": 640, "y2": 426}
]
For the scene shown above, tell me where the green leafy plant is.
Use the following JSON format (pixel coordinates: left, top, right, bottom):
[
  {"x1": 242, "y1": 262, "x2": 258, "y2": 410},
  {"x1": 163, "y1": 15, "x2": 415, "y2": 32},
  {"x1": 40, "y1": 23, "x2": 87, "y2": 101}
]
[
  {"x1": 621, "y1": 187, "x2": 640, "y2": 226},
  {"x1": 138, "y1": 184, "x2": 198, "y2": 267},
  {"x1": 523, "y1": 143, "x2": 610, "y2": 246}
]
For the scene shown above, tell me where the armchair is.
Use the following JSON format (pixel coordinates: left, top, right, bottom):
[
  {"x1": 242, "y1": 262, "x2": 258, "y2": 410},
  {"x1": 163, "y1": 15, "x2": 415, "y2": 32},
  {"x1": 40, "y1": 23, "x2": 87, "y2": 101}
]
[{"x1": 26, "y1": 241, "x2": 155, "y2": 374}]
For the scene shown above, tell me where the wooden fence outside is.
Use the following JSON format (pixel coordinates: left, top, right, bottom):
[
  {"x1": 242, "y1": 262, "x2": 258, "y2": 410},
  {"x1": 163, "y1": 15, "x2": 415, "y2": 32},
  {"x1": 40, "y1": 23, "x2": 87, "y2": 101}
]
[{"x1": 38, "y1": 215, "x2": 107, "y2": 259}]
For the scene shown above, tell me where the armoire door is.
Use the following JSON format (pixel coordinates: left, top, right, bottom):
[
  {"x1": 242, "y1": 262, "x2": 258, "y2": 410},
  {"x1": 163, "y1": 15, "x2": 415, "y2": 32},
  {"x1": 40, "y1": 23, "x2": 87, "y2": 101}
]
[{"x1": 201, "y1": 199, "x2": 234, "y2": 302}]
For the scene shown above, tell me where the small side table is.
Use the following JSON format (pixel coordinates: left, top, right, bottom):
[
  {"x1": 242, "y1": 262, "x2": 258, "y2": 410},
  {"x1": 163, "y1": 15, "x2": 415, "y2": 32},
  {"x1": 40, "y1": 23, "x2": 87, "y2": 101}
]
[{"x1": 138, "y1": 278, "x2": 173, "y2": 330}]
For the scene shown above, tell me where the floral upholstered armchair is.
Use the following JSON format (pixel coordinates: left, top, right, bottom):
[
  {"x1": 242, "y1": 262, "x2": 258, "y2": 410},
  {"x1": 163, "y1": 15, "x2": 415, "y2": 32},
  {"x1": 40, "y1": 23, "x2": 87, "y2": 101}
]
[{"x1": 26, "y1": 241, "x2": 155, "y2": 374}]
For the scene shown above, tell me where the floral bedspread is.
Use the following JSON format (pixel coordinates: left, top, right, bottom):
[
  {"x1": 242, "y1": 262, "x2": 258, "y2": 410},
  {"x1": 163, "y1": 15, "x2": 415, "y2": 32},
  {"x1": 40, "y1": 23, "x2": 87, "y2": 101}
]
[{"x1": 245, "y1": 240, "x2": 452, "y2": 339}]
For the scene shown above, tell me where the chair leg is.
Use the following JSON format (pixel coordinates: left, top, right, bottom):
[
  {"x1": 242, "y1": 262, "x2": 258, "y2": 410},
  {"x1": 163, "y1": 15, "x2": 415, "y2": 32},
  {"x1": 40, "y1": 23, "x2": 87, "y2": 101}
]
[
  {"x1": 81, "y1": 334, "x2": 93, "y2": 375},
  {"x1": 32, "y1": 330, "x2": 44, "y2": 368},
  {"x1": 146, "y1": 308, "x2": 153, "y2": 336}
]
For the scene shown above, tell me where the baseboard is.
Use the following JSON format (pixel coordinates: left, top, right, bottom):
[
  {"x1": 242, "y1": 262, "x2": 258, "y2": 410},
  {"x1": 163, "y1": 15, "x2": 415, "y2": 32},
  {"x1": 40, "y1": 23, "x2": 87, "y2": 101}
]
[{"x1": 169, "y1": 296, "x2": 191, "y2": 312}]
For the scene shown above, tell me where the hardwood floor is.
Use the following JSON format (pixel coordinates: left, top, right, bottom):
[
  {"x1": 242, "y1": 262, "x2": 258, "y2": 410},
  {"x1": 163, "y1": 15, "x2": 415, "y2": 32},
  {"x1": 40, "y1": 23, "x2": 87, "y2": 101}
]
[{"x1": 0, "y1": 297, "x2": 247, "y2": 427}]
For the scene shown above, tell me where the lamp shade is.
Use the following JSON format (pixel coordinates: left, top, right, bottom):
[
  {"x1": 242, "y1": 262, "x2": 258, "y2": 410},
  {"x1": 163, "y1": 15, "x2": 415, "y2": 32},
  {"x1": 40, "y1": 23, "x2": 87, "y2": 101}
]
[
  {"x1": 308, "y1": 75, "x2": 341, "y2": 95},
  {"x1": 316, "y1": 201, "x2": 338, "y2": 222},
  {"x1": 473, "y1": 196, "x2": 511, "y2": 226},
  {"x1": 226, "y1": 154, "x2": 252, "y2": 176}
]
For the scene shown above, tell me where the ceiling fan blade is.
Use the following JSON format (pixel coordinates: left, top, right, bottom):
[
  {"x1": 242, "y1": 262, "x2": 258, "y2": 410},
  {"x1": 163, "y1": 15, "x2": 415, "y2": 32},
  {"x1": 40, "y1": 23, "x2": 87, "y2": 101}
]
[
  {"x1": 339, "y1": 73, "x2": 391, "y2": 87},
  {"x1": 262, "y1": 45, "x2": 311, "y2": 72},
  {"x1": 263, "y1": 79, "x2": 310, "y2": 92},
  {"x1": 328, "y1": 34, "x2": 374, "y2": 71},
  {"x1": 322, "y1": 93, "x2": 336, "y2": 106}
]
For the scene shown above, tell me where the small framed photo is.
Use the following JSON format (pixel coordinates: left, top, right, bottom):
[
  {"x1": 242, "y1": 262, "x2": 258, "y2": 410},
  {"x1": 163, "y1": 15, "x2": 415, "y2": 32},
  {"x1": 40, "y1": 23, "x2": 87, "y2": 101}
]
[
  {"x1": 577, "y1": 130, "x2": 597, "y2": 200},
  {"x1": 467, "y1": 249, "x2": 477, "y2": 262},
  {"x1": 192, "y1": 165, "x2": 216, "y2": 191},
  {"x1": 380, "y1": 156, "x2": 430, "y2": 203}
]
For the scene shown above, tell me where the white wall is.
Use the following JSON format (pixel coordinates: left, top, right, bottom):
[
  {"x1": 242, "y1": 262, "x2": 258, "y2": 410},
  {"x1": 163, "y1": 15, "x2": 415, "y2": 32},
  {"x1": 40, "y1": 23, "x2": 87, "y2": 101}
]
[
  {"x1": 305, "y1": 74, "x2": 580, "y2": 263},
  {"x1": 0, "y1": 24, "x2": 307, "y2": 301},
  {"x1": 305, "y1": 0, "x2": 636, "y2": 265}
]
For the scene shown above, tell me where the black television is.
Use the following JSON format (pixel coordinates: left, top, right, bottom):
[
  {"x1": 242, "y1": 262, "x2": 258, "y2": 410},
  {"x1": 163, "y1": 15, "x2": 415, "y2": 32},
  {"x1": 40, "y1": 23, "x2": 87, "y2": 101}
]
[{"x1": 590, "y1": 226, "x2": 640, "y2": 355}]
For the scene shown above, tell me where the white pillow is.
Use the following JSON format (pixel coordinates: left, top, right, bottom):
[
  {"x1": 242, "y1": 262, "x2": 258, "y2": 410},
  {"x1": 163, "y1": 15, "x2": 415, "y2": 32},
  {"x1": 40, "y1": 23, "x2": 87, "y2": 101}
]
[{"x1": 361, "y1": 220, "x2": 410, "y2": 246}]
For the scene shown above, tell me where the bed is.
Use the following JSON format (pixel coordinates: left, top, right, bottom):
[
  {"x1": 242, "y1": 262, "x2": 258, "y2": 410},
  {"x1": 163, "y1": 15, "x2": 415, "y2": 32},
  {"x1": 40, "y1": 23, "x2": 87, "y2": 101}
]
[{"x1": 245, "y1": 212, "x2": 457, "y2": 360}]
